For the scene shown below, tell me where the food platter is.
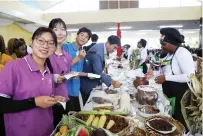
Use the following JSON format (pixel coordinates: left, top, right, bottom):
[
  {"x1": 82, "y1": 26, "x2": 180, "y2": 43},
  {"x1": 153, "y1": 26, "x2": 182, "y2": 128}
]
[
  {"x1": 92, "y1": 97, "x2": 112, "y2": 104},
  {"x1": 146, "y1": 118, "x2": 176, "y2": 134},
  {"x1": 105, "y1": 88, "x2": 118, "y2": 94},
  {"x1": 145, "y1": 116, "x2": 185, "y2": 136},
  {"x1": 137, "y1": 105, "x2": 161, "y2": 118},
  {"x1": 70, "y1": 112, "x2": 131, "y2": 135}
]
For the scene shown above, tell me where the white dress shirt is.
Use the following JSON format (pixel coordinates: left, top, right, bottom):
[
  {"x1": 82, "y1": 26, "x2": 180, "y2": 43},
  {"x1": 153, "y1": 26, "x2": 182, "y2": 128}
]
[{"x1": 164, "y1": 47, "x2": 195, "y2": 83}]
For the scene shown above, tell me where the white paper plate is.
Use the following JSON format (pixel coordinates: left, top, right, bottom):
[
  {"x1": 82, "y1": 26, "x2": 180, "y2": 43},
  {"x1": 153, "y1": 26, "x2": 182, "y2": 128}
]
[
  {"x1": 64, "y1": 72, "x2": 79, "y2": 80},
  {"x1": 87, "y1": 73, "x2": 101, "y2": 78},
  {"x1": 136, "y1": 107, "x2": 161, "y2": 118},
  {"x1": 146, "y1": 118, "x2": 176, "y2": 134}
]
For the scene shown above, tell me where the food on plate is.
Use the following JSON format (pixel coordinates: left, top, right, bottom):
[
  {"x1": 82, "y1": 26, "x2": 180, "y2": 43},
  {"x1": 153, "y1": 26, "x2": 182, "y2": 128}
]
[
  {"x1": 75, "y1": 114, "x2": 129, "y2": 134},
  {"x1": 86, "y1": 115, "x2": 95, "y2": 126},
  {"x1": 138, "y1": 106, "x2": 160, "y2": 114},
  {"x1": 92, "y1": 128, "x2": 107, "y2": 136},
  {"x1": 93, "y1": 104, "x2": 114, "y2": 111},
  {"x1": 92, "y1": 97, "x2": 112, "y2": 104},
  {"x1": 98, "y1": 115, "x2": 107, "y2": 128},
  {"x1": 148, "y1": 119, "x2": 174, "y2": 131},
  {"x1": 92, "y1": 117, "x2": 100, "y2": 128},
  {"x1": 105, "y1": 88, "x2": 117, "y2": 94},
  {"x1": 106, "y1": 120, "x2": 115, "y2": 130},
  {"x1": 136, "y1": 85, "x2": 158, "y2": 105}
]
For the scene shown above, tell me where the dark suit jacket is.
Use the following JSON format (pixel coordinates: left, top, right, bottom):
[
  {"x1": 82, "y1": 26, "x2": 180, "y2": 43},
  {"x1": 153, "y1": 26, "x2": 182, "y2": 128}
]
[
  {"x1": 80, "y1": 43, "x2": 112, "y2": 94},
  {"x1": 84, "y1": 43, "x2": 96, "y2": 52}
]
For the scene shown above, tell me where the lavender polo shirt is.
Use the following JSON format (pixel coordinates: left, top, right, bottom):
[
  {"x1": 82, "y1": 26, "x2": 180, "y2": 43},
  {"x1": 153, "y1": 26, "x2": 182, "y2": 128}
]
[
  {"x1": 49, "y1": 50, "x2": 72, "y2": 99},
  {"x1": 0, "y1": 54, "x2": 54, "y2": 136}
]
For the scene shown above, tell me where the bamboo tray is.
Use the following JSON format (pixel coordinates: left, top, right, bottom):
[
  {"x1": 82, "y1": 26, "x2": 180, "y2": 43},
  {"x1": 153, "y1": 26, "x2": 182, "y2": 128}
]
[{"x1": 69, "y1": 111, "x2": 132, "y2": 136}]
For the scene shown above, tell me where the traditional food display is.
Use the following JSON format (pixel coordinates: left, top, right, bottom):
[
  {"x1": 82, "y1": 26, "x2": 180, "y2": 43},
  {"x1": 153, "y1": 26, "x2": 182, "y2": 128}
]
[
  {"x1": 136, "y1": 85, "x2": 158, "y2": 105},
  {"x1": 74, "y1": 113, "x2": 130, "y2": 135},
  {"x1": 52, "y1": 58, "x2": 182, "y2": 136},
  {"x1": 145, "y1": 116, "x2": 185, "y2": 136},
  {"x1": 92, "y1": 97, "x2": 112, "y2": 104},
  {"x1": 137, "y1": 105, "x2": 160, "y2": 118},
  {"x1": 93, "y1": 104, "x2": 114, "y2": 111}
]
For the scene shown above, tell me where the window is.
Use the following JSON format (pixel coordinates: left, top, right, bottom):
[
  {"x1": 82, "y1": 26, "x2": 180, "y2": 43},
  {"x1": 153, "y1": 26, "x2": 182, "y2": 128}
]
[
  {"x1": 181, "y1": 0, "x2": 201, "y2": 6},
  {"x1": 160, "y1": 0, "x2": 181, "y2": 7},
  {"x1": 139, "y1": 0, "x2": 159, "y2": 8},
  {"x1": 44, "y1": 0, "x2": 99, "y2": 13}
]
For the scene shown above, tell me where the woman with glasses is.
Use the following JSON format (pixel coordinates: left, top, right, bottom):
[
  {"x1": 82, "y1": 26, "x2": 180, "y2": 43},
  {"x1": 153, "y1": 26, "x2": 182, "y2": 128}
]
[
  {"x1": 146, "y1": 28, "x2": 195, "y2": 131},
  {"x1": 0, "y1": 27, "x2": 65, "y2": 136},
  {"x1": 7, "y1": 38, "x2": 27, "y2": 59}
]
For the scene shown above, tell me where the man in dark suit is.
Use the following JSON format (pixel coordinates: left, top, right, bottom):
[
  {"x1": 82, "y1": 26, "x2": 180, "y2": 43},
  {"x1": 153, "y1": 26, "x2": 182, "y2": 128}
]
[
  {"x1": 80, "y1": 35, "x2": 121, "y2": 104},
  {"x1": 84, "y1": 34, "x2": 99, "y2": 52}
]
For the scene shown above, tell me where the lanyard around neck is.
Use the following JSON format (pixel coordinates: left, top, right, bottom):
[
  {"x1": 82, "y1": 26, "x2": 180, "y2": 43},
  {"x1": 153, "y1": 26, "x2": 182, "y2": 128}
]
[{"x1": 170, "y1": 46, "x2": 180, "y2": 75}]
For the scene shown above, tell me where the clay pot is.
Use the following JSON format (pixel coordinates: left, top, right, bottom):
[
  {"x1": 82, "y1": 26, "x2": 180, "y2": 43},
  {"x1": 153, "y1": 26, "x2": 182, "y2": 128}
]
[{"x1": 133, "y1": 76, "x2": 149, "y2": 88}]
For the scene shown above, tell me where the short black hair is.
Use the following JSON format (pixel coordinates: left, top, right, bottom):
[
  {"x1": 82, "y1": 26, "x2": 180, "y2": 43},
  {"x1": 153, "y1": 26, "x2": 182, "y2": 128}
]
[
  {"x1": 49, "y1": 18, "x2": 67, "y2": 30},
  {"x1": 91, "y1": 34, "x2": 98, "y2": 42},
  {"x1": 197, "y1": 48, "x2": 202, "y2": 57},
  {"x1": 77, "y1": 27, "x2": 92, "y2": 40},
  {"x1": 107, "y1": 35, "x2": 121, "y2": 46},
  {"x1": 139, "y1": 39, "x2": 147, "y2": 48}
]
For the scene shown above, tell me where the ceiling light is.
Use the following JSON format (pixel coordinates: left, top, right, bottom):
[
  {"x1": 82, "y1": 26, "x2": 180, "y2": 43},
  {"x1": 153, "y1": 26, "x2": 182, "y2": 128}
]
[
  {"x1": 159, "y1": 25, "x2": 183, "y2": 28},
  {"x1": 108, "y1": 26, "x2": 132, "y2": 30},
  {"x1": 183, "y1": 31, "x2": 196, "y2": 34},
  {"x1": 67, "y1": 29, "x2": 78, "y2": 32}
]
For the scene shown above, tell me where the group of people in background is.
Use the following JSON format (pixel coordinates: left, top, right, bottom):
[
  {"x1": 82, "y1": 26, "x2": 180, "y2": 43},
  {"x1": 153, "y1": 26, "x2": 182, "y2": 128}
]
[
  {"x1": 123, "y1": 28, "x2": 201, "y2": 132},
  {"x1": 0, "y1": 17, "x2": 202, "y2": 136}
]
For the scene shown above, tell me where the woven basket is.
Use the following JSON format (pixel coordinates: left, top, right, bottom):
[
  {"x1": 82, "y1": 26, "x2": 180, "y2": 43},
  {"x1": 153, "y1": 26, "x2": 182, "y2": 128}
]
[
  {"x1": 181, "y1": 90, "x2": 192, "y2": 132},
  {"x1": 181, "y1": 90, "x2": 202, "y2": 134},
  {"x1": 196, "y1": 57, "x2": 202, "y2": 83},
  {"x1": 145, "y1": 116, "x2": 185, "y2": 136},
  {"x1": 69, "y1": 112, "x2": 131, "y2": 136}
]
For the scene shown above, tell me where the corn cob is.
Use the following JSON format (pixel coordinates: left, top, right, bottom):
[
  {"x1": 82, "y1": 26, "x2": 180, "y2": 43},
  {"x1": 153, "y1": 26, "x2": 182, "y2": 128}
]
[
  {"x1": 86, "y1": 115, "x2": 95, "y2": 126},
  {"x1": 97, "y1": 115, "x2": 107, "y2": 128},
  {"x1": 106, "y1": 120, "x2": 115, "y2": 130},
  {"x1": 92, "y1": 117, "x2": 99, "y2": 128}
]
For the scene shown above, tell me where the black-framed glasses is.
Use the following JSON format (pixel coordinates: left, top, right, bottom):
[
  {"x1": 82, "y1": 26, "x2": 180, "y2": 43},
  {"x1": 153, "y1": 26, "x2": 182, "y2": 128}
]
[{"x1": 35, "y1": 38, "x2": 55, "y2": 48}]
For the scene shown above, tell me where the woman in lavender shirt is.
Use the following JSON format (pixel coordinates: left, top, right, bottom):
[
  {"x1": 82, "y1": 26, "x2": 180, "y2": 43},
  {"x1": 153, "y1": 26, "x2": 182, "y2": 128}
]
[
  {"x1": 48, "y1": 18, "x2": 72, "y2": 126},
  {"x1": 0, "y1": 27, "x2": 65, "y2": 136},
  {"x1": 48, "y1": 18, "x2": 88, "y2": 127}
]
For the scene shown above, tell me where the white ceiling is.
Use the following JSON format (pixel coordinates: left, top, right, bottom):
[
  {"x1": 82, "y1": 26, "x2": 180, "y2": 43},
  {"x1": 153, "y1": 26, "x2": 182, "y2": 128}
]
[
  {"x1": 66, "y1": 20, "x2": 200, "y2": 32},
  {"x1": 0, "y1": 12, "x2": 33, "y2": 24},
  {"x1": 18, "y1": 0, "x2": 64, "y2": 11}
]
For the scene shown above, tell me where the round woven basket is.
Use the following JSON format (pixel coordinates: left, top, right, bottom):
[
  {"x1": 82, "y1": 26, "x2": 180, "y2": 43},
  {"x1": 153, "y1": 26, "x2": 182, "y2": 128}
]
[{"x1": 145, "y1": 116, "x2": 185, "y2": 136}]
